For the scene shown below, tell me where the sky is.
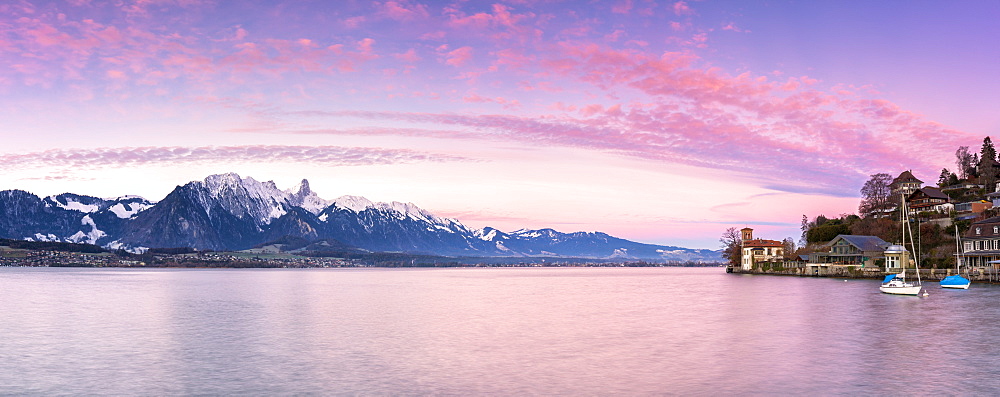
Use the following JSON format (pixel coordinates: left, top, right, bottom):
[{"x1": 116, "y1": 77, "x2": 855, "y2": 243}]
[{"x1": 2, "y1": 0, "x2": 998, "y2": 250}]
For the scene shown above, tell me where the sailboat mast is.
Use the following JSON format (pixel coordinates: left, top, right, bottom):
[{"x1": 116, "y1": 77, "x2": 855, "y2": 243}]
[
  {"x1": 902, "y1": 193, "x2": 922, "y2": 284},
  {"x1": 955, "y1": 224, "x2": 962, "y2": 272}
]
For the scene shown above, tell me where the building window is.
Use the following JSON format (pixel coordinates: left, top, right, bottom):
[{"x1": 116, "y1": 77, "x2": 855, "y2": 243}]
[{"x1": 977, "y1": 227, "x2": 982, "y2": 235}]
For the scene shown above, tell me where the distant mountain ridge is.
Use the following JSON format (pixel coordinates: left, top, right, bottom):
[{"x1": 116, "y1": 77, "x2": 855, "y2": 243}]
[{"x1": 0, "y1": 173, "x2": 722, "y2": 262}]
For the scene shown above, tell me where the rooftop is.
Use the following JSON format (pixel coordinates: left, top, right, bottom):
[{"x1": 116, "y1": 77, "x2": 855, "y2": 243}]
[{"x1": 832, "y1": 235, "x2": 891, "y2": 252}]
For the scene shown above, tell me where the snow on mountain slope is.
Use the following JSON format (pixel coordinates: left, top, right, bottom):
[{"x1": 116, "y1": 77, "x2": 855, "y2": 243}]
[
  {"x1": 327, "y1": 195, "x2": 467, "y2": 232},
  {"x1": 193, "y1": 173, "x2": 293, "y2": 224},
  {"x1": 43, "y1": 193, "x2": 107, "y2": 213},
  {"x1": 108, "y1": 201, "x2": 153, "y2": 219},
  {"x1": 286, "y1": 179, "x2": 330, "y2": 215},
  {"x1": 66, "y1": 215, "x2": 107, "y2": 245}
]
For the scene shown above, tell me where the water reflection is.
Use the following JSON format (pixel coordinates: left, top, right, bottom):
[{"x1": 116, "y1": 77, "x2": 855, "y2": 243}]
[{"x1": 2, "y1": 267, "x2": 1000, "y2": 394}]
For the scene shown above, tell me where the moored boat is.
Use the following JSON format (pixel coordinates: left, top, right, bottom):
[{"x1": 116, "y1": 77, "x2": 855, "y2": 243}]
[
  {"x1": 940, "y1": 225, "x2": 971, "y2": 289},
  {"x1": 940, "y1": 274, "x2": 971, "y2": 289},
  {"x1": 880, "y1": 194, "x2": 923, "y2": 296},
  {"x1": 880, "y1": 272, "x2": 923, "y2": 295}
]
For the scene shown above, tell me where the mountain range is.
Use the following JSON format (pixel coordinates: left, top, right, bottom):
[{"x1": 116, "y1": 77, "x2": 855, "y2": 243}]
[{"x1": 0, "y1": 173, "x2": 721, "y2": 262}]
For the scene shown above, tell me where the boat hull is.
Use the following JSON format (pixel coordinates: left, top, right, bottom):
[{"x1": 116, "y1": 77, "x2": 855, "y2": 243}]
[
  {"x1": 940, "y1": 275, "x2": 971, "y2": 289},
  {"x1": 879, "y1": 285, "x2": 923, "y2": 295}
]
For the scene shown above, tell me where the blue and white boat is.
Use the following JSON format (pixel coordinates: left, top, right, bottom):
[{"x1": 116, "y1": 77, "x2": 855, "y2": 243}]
[
  {"x1": 940, "y1": 274, "x2": 971, "y2": 289},
  {"x1": 941, "y1": 225, "x2": 971, "y2": 289},
  {"x1": 881, "y1": 271, "x2": 922, "y2": 295}
]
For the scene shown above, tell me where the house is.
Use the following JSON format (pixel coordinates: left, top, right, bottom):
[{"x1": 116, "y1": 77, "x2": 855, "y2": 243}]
[
  {"x1": 807, "y1": 235, "x2": 891, "y2": 268},
  {"x1": 890, "y1": 170, "x2": 922, "y2": 200},
  {"x1": 906, "y1": 186, "x2": 951, "y2": 215},
  {"x1": 954, "y1": 200, "x2": 994, "y2": 221},
  {"x1": 740, "y1": 228, "x2": 784, "y2": 271},
  {"x1": 941, "y1": 179, "x2": 982, "y2": 193},
  {"x1": 985, "y1": 182, "x2": 1000, "y2": 207},
  {"x1": 961, "y1": 217, "x2": 1000, "y2": 269}
]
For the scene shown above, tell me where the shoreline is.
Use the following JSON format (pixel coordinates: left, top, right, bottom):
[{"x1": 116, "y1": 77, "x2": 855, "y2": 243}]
[{"x1": 726, "y1": 266, "x2": 998, "y2": 283}]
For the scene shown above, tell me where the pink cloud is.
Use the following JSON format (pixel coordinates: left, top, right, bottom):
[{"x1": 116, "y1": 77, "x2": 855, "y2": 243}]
[
  {"x1": 393, "y1": 48, "x2": 420, "y2": 62},
  {"x1": 378, "y1": 1, "x2": 430, "y2": 21},
  {"x1": 445, "y1": 4, "x2": 540, "y2": 44},
  {"x1": 672, "y1": 1, "x2": 694, "y2": 16},
  {"x1": 343, "y1": 16, "x2": 366, "y2": 29},
  {"x1": 462, "y1": 93, "x2": 521, "y2": 109},
  {"x1": 419, "y1": 31, "x2": 446, "y2": 40},
  {"x1": 612, "y1": 0, "x2": 634, "y2": 14},
  {"x1": 284, "y1": 35, "x2": 973, "y2": 196},
  {"x1": 721, "y1": 22, "x2": 748, "y2": 33},
  {"x1": 444, "y1": 46, "x2": 473, "y2": 67}
]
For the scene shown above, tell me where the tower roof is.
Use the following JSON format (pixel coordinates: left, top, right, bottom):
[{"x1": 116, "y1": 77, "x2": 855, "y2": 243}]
[{"x1": 892, "y1": 170, "x2": 922, "y2": 186}]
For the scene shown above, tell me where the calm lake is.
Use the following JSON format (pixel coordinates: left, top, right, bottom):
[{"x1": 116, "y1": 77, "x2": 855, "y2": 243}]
[{"x1": 2, "y1": 266, "x2": 999, "y2": 395}]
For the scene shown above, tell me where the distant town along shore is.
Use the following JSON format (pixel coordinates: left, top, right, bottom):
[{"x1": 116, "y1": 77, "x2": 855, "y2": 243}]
[{"x1": 0, "y1": 238, "x2": 719, "y2": 268}]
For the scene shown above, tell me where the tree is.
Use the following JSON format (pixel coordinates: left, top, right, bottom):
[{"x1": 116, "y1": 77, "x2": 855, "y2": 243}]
[
  {"x1": 807, "y1": 223, "x2": 851, "y2": 243},
  {"x1": 858, "y1": 173, "x2": 893, "y2": 218},
  {"x1": 956, "y1": 146, "x2": 974, "y2": 179},
  {"x1": 799, "y1": 215, "x2": 809, "y2": 247},
  {"x1": 980, "y1": 137, "x2": 999, "y2": 192},
  {"x1": 948, "y1": 173, "x2": 960, "y2": 186},
  {"x1": 782, "y1": 237, "x2": 796, "y2": 260},
  {"x1": 815, "y1": 214, "x2": 829, "y2": 226},
  {"x1": 850, "y1": 217, "x2": 898, "y2": 244},
  {"x1": 719, "y1": 227, "x2": 742, "y2": 267},
  {"x1": 938, "y1": 168, "x2": 954, "y2": 187}
]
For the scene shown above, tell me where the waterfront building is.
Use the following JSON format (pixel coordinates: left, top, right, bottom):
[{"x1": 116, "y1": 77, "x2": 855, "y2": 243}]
[
  {"x1": 961, "y1": 217, "x2": 1000, "y2": 270},
  {"x1": 807, "y1": 235, "x2": 891, "y2": 268},
  {"x1": 890, "y1": 170, "x2": 923, "y2": 200},
  {"x1": 740, "y1": 228, "x2": 784, "y2": 271},
  {"x1": 882, "y1": 244, "x2": 910, "y2": 271}
]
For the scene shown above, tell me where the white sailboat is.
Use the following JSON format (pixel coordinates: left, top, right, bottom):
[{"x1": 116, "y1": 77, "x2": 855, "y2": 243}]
[{"x1": 880, "y1": 194, "x2": 923, "y2": 295}]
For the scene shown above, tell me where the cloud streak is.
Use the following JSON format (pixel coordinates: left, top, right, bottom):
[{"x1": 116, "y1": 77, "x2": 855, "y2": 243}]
[{"x1": 1, "y1": 145, "x2": 468, "y2": 169}]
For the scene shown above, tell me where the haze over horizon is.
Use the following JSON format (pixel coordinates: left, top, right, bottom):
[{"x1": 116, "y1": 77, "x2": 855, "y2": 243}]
[{"x1": 3, "y1": 0, "x2": 997, "y2": 250}]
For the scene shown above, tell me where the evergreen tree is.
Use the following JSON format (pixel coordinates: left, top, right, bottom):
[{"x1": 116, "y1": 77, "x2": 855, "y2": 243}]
[
  {"x1": 938, "y1": 168, "x2": 953, "y2": 187},
  {"x1": 980, "y1": 137, "x2": 998, "y2": 192},
  {"x1": 948, "y1": 173, "x2": 960, "y2": 186}
]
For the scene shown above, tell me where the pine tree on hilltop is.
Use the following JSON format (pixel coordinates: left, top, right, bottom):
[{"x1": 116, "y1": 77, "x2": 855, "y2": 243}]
[
  {"x1": 938, "y1": 168, "x2": 953, "y2": 187},
  {"x1": 979, "y1": 136, "x2": 998, "y2": 192}
]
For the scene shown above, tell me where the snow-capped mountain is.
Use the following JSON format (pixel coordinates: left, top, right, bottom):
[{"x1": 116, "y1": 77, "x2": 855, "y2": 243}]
[
  {"x1": 0, "y1": 191, "x2": 154, "y2": 247},
  {"x1": 0, "y1": 173, "x2": 722, "y2": 262}
]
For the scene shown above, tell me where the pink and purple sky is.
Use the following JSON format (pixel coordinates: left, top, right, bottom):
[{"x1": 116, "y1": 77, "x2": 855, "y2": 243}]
[{"x1": 2, "y1": 0, "x2": 997, "y2": 249}]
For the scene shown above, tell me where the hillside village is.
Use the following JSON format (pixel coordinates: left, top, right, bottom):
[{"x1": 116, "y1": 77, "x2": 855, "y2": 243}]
[{"x1": 725, "y1": 137, "x2": 1000, "y2": 280}]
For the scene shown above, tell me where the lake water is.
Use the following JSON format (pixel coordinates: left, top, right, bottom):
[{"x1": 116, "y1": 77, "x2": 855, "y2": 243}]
[{"x1": 2, "y1": 267, "x2": 999, "y2": 395}]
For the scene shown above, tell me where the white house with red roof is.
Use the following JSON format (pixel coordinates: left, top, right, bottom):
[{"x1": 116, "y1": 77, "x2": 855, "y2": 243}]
[{"x1": 740, "y1": 228, "x2": 784, "y2": 271}]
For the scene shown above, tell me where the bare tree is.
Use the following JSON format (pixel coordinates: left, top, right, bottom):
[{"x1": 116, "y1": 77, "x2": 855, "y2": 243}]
[
  {"x1": 955, "y1": 146, "x2": 974, "y2": 180},
  {"x1": 782, "y1": 237, "x2": 796, "y2": 260},
  {"x1": 719, "y1": 227, "x2": 742, "y2": 267},
  {"x1": 799, "y1": 214, "x2": 809, "y2": 247},
  {"x1": 858, "y1": 173, "x2": 893, "y2": 218}
]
